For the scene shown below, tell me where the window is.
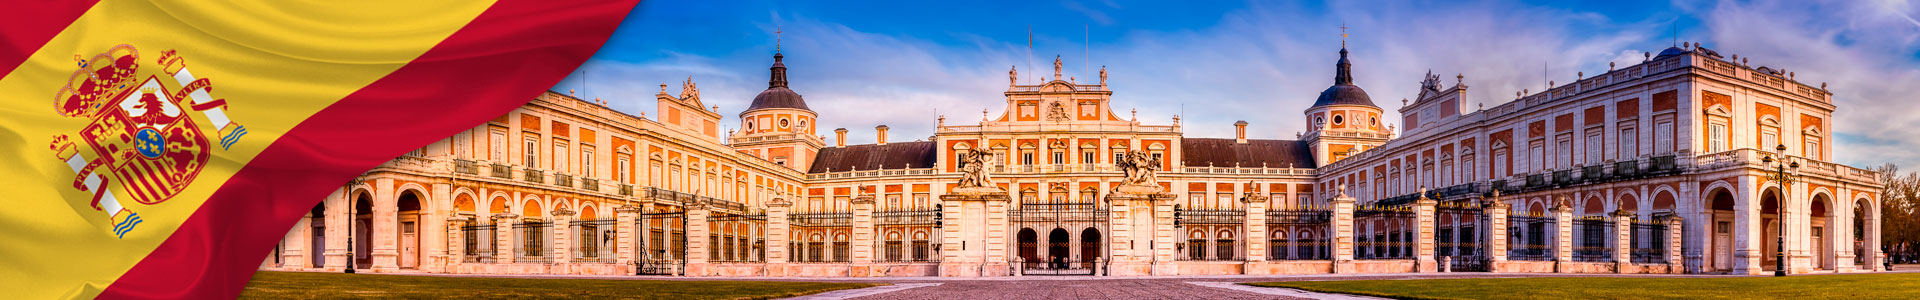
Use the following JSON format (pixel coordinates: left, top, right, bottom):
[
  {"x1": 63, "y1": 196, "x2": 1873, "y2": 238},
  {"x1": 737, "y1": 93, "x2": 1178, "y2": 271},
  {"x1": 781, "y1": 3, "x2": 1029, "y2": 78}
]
[
  {"x1": 1151, "y1": 152, "x2": 1163, "y2": 162},
  {"x1": 1708, "y1": 123, "x2": 1728, "y2": 152},
  {"x1": 914, "y1": 194, "x2": 929, "y2": 210},
  {"x1": 1805, "y1": 137, "x2": 1821, "y2": 160},
  {"x1": 1528, "y1": 142, "x2": 1545, "y2": 172},
  {"x1": 1052, "y1": 151, "x2": 1064, "y2": 164},
  {"x1": 455, "y1": 132, "x2": 472, "y2": 159},
  {"x1": 1761, "y1": 130, "x2": 1778, "y2": 151},
  {"x1": 523, "y1": 135, "x2": 538, "y2": 167},
  {"x1": 1462, "y1": 156, "x2": 1476, "y2": 181},
  {"x1": 1082, "y1": 151, "x2": 1096, "y2": 164},
  {"x1": 1493, "y1": 151, "x2": 1508, "y2": 177},
  {"x1": 1655, "y1": 120, "x2": 1674, "y2": 154},
  {"x1": 1556, "y1": 136, "x2": 1572, "y2": 168},
  {"x1": 617, "y1": 156, "x2": 631, "y2": 183},
  {"x1": 554, "y1": 143, "x2": 569, "y2": 173},
  {"x1": 649, "y1": 162, "x2": 661, "y2": 187},
  {"x1": 1332, "y1": 114, "x2": 1345, "y2": 125},
  {"x1": 582, "y1": 148, "x2": 595, "y2": 177},
  {"x1": 1620, "y1": 128, "x2": 1637, "y2": 159},
  {"x1": 1586, "y1": 133, "x2": 1602, "y2": 165},
  {"x1": 1021, "y1": 152, "x2": 1034, "y2": 165},
  {"x1": 1114, "y1": 153, "x2": 1125, "y2": 164},
  {"x1": 490, "y1": 131, "x2": 507, "y2": 161}
]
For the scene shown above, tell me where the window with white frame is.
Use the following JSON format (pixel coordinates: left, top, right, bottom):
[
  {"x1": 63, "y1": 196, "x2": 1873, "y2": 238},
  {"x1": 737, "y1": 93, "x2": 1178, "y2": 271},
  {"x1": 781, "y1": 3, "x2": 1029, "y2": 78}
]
[
  {"x1": 582, "y1": 148, "x2": 595, "y2": 177},
  {"x1": 1761, "y1": 128, "x2": 1779, "y2": 150},
  {"x1": 455, "y1": 131, "x2": 471, "y2": 159},
  {"x1": 1708, "y1": 122, "x2": 1728, "y2": 152},
  {"x1": 1556, "y1": 135, "x2": 1572, "y2": 168},
  {"x1": 1586, "y1": 132, "x2": 1602, "y2": 165},
  {"x1": 1804, "y1": 136, "x2": 1821, "y2": 160},
  {"x1": 1529, "y1": 141, "x2": 1545, "y2": 172},
  {"x1": 1052, "y1": 151, "x2": 1065, "y2": 165},
  {"x1": 490, "y1": 130, "x2": 506, "y2": 161},
  {"x1": 1655, "y1": 119, "x2": 1674, "y2": 154},
  {"x1": 1021, "y1": 152, "x2": 1035, "y2": 165},
  {"x1": 1082, "y1": 150, "x2": 1096, "y2": 164},
  {"x1": 1619, "y1": 127, "x2": 1637, "y2": 159},
  {"x1": 554, "y1": 143, "x2": 569, "y2": 173},
  {"x1": 523, "y1": 134, "x2": 538, "y2": 167},
  {"x1": 617, "y1": 156, "x2": 631, "y2": 183}
]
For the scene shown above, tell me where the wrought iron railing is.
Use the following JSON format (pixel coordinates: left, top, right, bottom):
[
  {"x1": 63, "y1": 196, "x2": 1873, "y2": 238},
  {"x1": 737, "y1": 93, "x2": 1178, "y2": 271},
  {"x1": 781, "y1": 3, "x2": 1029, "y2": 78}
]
[
  {"x1": 554, "y1": 173, "x2": 574, "y2": 188},
  {"x1": 453, "y1": 159, "x2": 478, "y2": 175},
  {"x1": 522, "y1": 169, "x2": 544, "y2": 184},
  {"x1": 489, "y1": 163, "x2": 512, "y2": 179}
]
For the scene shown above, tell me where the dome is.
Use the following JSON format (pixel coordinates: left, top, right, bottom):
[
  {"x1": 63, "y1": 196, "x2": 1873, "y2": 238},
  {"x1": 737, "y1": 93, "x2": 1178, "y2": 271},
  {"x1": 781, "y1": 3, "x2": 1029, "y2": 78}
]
[
  {"x1": 1312, "y1": 84, "x2": 1374, "y2": 107},
  {"x1": 1653, "y1": 46, "x2": 1687, "y2": 59},
  {"x1": 746, "y1": 52, "x2": 812, "y2": 111},
  {"x1": 1308, "y1": 47, "x2": 1378, "y2": 108}
]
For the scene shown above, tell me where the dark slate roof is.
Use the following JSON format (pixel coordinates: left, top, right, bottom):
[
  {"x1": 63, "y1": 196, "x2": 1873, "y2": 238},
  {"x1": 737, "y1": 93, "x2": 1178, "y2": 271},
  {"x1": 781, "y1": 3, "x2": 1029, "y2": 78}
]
[
  {"x1": 748, "y1": 52, "x2": 812, "y2": 111},
  {"x1": 808, "y1": 141, "x2": 937, "y2": 173},
  {"x1": 1654, "y1": 46, "x2": 1689, "y2": 59},
  {"x1": 1180, "y1": 138, "x2": 1316, "y2": 169}
]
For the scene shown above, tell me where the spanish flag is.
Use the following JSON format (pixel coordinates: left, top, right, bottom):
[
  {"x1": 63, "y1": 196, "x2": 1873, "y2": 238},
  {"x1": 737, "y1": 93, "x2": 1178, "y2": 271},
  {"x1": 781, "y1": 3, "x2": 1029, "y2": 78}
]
[{"x1": 0, "y1": 1, "x2": 639, "y2": 298}]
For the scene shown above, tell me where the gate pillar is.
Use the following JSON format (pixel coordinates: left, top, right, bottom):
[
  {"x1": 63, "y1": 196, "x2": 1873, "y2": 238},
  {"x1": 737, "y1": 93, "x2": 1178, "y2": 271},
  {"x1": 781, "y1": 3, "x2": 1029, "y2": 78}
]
[
  {"x1": 1242, "y1": 191, "x2": 1269, "y2": 274},
  {"x1": 765, "y1": 199, "x2": 791, "y2": 276},
  {"x1": 684, "y1": 202, "x2": 709, "y2": 276},
  {"x1": 615, "y1": 205, "x2": 640, "y2": 266},
  {"x1": 493, "y1": 214, "x2": 518, "y2": 264},
  {"x1": 1415, "y1": 190, "x2": 1438, "y2": 273},
  {"x1": 1484, "y1": 195, "x2": 1511, "y2": 271},
  {"x1": 851, "y1": 195, "x2": 876, "y2": 276},
  {"x1": 1331, "y1": 186, "x2": 1357, "y2": 274},
  {"x1": 1552, "y1": 197, "x2": 1574, "y2": 273},
  {"x1": 1103, "y1": 184, "x2": 1176, "y2": 276},
  {"x1": 1612, "y1": 209, "x2": 1635, "y2": 272},
  {"x1": 939, "y1": 186, "x2": 1011, "y2": 277}
]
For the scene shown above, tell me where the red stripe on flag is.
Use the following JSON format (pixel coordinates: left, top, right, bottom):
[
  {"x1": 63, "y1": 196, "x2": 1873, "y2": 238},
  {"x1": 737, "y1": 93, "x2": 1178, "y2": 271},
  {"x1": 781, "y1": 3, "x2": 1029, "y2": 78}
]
[
  {"x1": 0, "y1": 1, "x2": 99, "y2": 78},
  {"x1": 95, "y1": 0, "x2": 641, "y2": 298}
]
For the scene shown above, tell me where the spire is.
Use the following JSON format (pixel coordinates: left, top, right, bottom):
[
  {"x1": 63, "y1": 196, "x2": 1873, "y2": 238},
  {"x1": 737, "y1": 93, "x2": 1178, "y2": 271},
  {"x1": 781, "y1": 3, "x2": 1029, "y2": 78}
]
[
  {"x1": 1334, "y1": 46, "x2": 1353, "y2": 85},
  {"x1": 768, "y1": 52, "x2": 788, "y2": 88}
]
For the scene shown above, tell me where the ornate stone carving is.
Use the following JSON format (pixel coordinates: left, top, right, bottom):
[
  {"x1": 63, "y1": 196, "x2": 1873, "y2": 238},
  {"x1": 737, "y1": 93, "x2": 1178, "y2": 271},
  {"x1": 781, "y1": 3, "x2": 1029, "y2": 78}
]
[
  {"x1": 1118, "y1": 150, "x2": 1160, "y2": 187},
  {"x1": 1046, "y1": 101, "x2": 1069, "y2": 121},
  {"x1": 955, "y1": 149, "x2": 996, "y2": 189}
]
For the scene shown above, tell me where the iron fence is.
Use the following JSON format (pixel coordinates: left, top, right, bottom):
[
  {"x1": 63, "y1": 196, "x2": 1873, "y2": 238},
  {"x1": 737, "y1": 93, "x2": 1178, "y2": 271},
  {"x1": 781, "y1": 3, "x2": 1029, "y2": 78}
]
[
  {"x1": 571, "y1": 219, "x2": 618, "y2": 263},
  {"x1": 1573, "y1": 216, "x2": 1612, "y2": 262},
  {"x1": 1631, "y1": 218, "x2": 1668, "y2": 264},
  {"x1": 462, "y1": 223, "x2": 495, "y2": 263},
  {"x1": 1508, "y1": 214, "x2": 1554, "y2": 261},
  {"x1": 1267, "y1": 208, "x2": 1332, "y2": 260}
]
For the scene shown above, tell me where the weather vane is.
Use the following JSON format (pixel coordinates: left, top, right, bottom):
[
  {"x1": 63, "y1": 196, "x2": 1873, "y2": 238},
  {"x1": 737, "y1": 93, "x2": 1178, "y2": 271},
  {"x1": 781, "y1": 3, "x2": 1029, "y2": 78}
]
[{"x1": 1340, "y1": 23, "x2": 1349, "y2": 48}]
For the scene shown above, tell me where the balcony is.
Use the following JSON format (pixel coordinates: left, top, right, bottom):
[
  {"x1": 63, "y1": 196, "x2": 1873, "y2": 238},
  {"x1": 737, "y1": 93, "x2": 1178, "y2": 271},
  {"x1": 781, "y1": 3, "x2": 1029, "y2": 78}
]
[
  {"x1": 581, "y1": 178, "x2": 600, "y2": 191},
  {"x1": 554, "y1": 173, "x2": 574, "y2": 188},
  {"x1": 523, "y1": 169, "x2": 544, "y2": 184},
  {"x1": 489, "y1": 164, "x2": 512, "y2": 179},
  {"x1": 619, "y1": 184, "x2": 634, "y2": 196},
  {"x1": 1614, "y1": 160, "x2": 1640, "y2": 179},
  {"x1": 1551, "y1": 170, "x2": 1573, "y2": 186},
  {"x1": 453, "y1": 159, "x2": 478, "y2": 175},
  {"x1": 1525, "y1": 174, "x2": 1547, "y2": 188},
  {"x1": 1581, "y1": 165, "x2": 1607, "y2": 183}
]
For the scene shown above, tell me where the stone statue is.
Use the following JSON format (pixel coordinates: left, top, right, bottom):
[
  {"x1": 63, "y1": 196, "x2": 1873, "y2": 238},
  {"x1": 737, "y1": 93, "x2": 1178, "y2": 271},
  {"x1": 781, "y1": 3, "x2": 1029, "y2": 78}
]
[
  {"x1": 1009, "y1": 65, "x2": 1018, "y2": 86},
  {"x1": 956, "y1": 149, "x2": 996, "y2": 188},
  {"x1": 1099, "y1": 66, "x2": 1107, "y2": 85},
  {"x1": 1053, "y1": 55, "x2": 1063, "y2": 78},
  {"x1": 680, "y1": 76, "x2": 700, "y2": 101},
  {"x1": 1118, "y1": 150, "x2": 1160, "y2": 187}
]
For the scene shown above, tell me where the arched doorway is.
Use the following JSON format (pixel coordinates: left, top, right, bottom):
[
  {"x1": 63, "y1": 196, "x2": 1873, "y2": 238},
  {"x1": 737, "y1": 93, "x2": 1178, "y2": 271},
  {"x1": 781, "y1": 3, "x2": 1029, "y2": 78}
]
[
  {"x1": 1080, "y1": 227, "x2": 1101, "y2": 264},
  {"x1": 1048, "y1": 228, "x2": 1070, "y2": 269},
  {"x1": 1016, "y1": 228, "x2": 1037, "y2": 265},
  {"x1": 1708, "y1": 188, "x2": 1735, "y2": 272},
  {"x1": 353, "y1": 191, "x2": 374, "y2": 270},
  {"x1": 1810, "y1": 194, "x2": 1832, "y2": 270},
  {"x1": 310, "y1": 201, "x2": 326, "y2": 269},
  {"x1": 1761, "y1": 188, "x2": 1780, "y2": 271},
  {"x1": 1854, "y1": 199, "x2": 1871, "y2": 268},
  {"x1": 396, "y1": 191, "x2": 423, "y2": 269}
]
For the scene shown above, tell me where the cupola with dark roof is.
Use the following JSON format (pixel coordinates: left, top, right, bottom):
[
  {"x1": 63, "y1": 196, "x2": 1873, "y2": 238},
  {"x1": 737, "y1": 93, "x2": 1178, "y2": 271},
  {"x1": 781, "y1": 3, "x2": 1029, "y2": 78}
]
[
  {"x1": 1310, "y1": 46, "x2": 1378, "y2": 108},
  {"x1": 747, "y1": 52, "x2": 811, "y2": 111}
]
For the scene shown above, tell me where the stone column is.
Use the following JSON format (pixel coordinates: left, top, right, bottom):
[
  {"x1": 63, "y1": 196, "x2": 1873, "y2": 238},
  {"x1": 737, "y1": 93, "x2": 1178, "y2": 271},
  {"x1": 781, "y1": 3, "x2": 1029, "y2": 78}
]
[
  {"x1": 765, "y1": 199, "x2": 791, "y2": 276},
  {"x1": 425, "y1": 183, "x2": 452, "y2": 273},
  {"x1": 324, "y1": 190, "x2": 350, "y2": 271},
  {"x1": 684, "y1": 202, "x2": 710, "y2": 276},
  {"x1": 1485, "y1": 196, "x2": 1511, "y2": 267},
  {"x1": 552, "y1": 209, "x2": 575, "y2": 265},
  {"x1": 494, "y1": 213, "x2": 518, "y2": 264},
  {"x1": 1612, "y1": 210, "x2": 1634, "y2": 272},
  {"x1": 1330, "y1": 187, "x2": 1357, "y2": 274},
  {"x1": 1242, "y1": 192, "x2": 1269, "y2": 266},
  {"x1": 283, "y1": 215, "x2": 311, "y2": 269},
  {"x1": 1663, "y1": 215, "x2": 1685, "y2": 274},
  {"x1": 1552, "y1": 197, "x2": 1573, "y2": 272},
  {"x1": 938, "y1": 186, "x2": 1011, "y2": 277},
  {"x1": 1414, "y1": 192, "x2": 1438, "y2": 273},
  {"x1": 446, "y1": 216, "x2": 467, "y2": 269},
  {"x1": 372, "y1": 179, "x2": 398, "y2": 271},
  {"x1": 615, "y1": 205, "x2": 641, "y2": 265}
]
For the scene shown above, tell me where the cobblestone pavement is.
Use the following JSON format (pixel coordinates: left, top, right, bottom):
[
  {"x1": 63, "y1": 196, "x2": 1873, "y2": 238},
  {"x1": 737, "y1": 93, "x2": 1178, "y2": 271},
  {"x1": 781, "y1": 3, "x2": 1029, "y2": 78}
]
[{"x1": 848, "y1": 278, "x2": 1308, "y2": 300}]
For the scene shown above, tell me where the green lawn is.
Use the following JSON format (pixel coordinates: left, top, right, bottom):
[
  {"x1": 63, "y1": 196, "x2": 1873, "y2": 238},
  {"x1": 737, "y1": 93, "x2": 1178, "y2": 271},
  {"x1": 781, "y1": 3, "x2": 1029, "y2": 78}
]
[
  {"x1": 1248, "y1": 273, "x2": 1920, "y2": 300},
  {"x1": 242, "y1": 271, "x2": 877, "y2": 299}
]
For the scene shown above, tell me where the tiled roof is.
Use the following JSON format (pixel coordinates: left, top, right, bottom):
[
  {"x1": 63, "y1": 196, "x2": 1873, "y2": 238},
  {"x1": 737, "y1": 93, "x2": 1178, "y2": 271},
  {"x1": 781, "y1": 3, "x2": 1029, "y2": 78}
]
[
  {"x1": 1180, "y1": 138, "x2": 1315, "y2": 169},
  {"x1": 807, "y1": 141, "x2": 937, "y2": 173}
]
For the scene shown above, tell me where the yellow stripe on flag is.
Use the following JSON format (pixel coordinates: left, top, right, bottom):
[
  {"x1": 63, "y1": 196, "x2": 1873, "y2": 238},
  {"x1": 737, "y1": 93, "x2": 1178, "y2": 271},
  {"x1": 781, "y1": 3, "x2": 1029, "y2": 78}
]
[{"x1": 0, "y1": 1, "x2": 496, "y2": 298}]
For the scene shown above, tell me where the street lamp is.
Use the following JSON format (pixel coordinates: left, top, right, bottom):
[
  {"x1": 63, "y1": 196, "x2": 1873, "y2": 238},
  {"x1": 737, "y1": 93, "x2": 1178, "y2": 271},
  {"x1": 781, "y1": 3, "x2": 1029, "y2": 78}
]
[
  {"x1": 343, "y1": 175, "x2": 362, "y2": 274},
  {"x1": 1761, "y1": 144, "x2": 1799, "y2": 277}
]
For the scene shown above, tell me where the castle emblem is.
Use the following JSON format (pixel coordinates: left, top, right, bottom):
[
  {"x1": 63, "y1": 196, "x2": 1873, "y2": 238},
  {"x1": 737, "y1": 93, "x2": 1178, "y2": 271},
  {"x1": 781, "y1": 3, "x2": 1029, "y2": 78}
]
[{"x1": 48, "y1": 44, "x2": 246, "y2": 238}]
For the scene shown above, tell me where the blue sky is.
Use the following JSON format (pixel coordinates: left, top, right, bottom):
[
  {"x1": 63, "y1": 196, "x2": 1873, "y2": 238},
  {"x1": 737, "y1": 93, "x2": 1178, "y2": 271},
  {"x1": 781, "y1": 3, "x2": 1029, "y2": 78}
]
[{"x1": 554, "y1": 0, "x2": 1920, "y2": 169}]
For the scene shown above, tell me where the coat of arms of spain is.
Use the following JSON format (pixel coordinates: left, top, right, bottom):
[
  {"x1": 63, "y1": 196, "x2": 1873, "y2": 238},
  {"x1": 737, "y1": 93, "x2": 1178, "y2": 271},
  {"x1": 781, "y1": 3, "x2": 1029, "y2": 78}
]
[{"x1": 48, "y1": 44, "x2": 246, "y2": 238}]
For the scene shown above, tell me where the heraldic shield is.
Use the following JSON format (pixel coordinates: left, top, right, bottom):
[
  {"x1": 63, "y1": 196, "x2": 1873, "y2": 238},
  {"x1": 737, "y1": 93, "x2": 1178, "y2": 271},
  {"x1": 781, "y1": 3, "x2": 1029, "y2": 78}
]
[{"x1": 51, "y1": 44, "x2": 237, "y2": 238}]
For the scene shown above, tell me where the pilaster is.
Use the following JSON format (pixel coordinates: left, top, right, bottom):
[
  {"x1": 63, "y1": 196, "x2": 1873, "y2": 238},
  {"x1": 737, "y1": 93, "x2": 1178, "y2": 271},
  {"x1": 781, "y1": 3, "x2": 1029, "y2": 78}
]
[
  {"x1": 1485, "y1": 196, "x2": 1511, "y2": 264},
  {"x1": 445, "y1": 216, "x2": 468, "y2": 268},
  {"x1": 1242, "y1": 193, "x2": 1269, "y2": 265},
  {"x1": 1663, "y1": 215, "x2": 1685, "y2": 274},
  {"x1": 765, "y1": 199, "x2": 792, "y2": 268}
]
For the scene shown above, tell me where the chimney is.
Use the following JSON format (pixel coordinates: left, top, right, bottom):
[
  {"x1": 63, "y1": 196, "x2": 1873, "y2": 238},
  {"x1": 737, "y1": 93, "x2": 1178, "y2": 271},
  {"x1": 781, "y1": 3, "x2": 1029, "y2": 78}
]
[
  {"x1": 1234, "y1": 120, "x2": 1249, "y2": 144},
  {"x1": 875, "y1": 125, "x2": 890, "y2": 145},
  {"x1": 834, "y1": 128, "x2": 848, "y2": 147}
]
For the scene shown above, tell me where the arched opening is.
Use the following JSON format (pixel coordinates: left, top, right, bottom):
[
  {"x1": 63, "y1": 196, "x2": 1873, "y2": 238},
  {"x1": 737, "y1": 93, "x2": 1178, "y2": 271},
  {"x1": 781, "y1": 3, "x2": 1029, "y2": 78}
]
[
  {"x1": 396, "y1": 191, "x2": 423, "y2": 269},
  {"x1": 1080, "y1": 227, "x2": 1101, "y2": 264},
  {"x1": 353, "y1": 191, "x2": 373, "y2": 269},
  {"x1": 1653, "y1": 190, "x2": 1676, "y2": 213},
  {"x1": 489, "y1": 196, "x2": 508, "y2": 214},
  {"x1": 1048, "y1": 228, "x2": 1070, "y2": 268},
  {"x1": 309, "y1": 201, "x2": 327, "y2": 269},
  {"x1": 1810, "y1": 194, "x2": 1832, "y2": 270},
  {"x1": 1708, "y1": 188, "x2": 1736, "y2": 272},
  {"x1": 1760, "y1": 188, "x2": 1781, "y2": 271},
  {"x1": 1017, "y1": 228, "x2": 1038, "y2": 265},
  {"x1": 1855, "y1": 199, "x2": 1871, "y2": 268},
  {"x1": 1617, "y1": 194, "x2": 1640, "y2": 216}
]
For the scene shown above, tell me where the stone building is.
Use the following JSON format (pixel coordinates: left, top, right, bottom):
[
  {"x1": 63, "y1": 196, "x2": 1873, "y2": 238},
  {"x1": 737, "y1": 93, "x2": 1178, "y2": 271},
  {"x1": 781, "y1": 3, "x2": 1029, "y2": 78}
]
[{"x1": 262, "y1": 42, "x2": 1885, "y2": 277}]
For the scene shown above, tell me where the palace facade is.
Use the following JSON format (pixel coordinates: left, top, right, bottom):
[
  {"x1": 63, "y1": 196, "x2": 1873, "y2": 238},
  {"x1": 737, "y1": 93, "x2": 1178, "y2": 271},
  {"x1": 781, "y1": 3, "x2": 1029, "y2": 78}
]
[{"x1": 262, "y1": 42, "x2": 1885, "y2": 277}]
